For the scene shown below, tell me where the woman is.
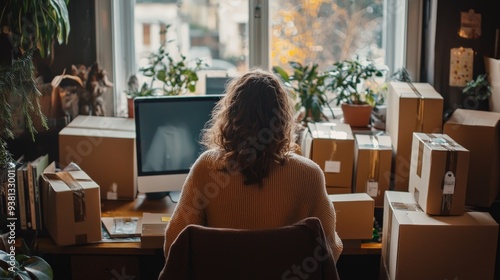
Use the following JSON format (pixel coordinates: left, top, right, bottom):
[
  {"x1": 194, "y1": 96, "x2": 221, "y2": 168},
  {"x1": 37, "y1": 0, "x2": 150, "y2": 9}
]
[{"x1": 162, "y1": 68, "x2": 343, "y2": 261}]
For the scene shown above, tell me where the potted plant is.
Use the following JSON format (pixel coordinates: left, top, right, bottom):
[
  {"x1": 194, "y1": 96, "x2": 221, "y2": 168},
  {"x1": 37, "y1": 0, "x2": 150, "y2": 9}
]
[
  {"x1": 327, "y1": 57, "x2": 385, "y2": 127},
  {"x1": 0, "y1": 250, "x2": 53, "y2": 280},
  {"x1": 462, "y1": 73, "x2": 491, "y2": 111},
  {"x1": 273, "y1": 62, "x2": 335, "y2": 124},
  {"x1": 0, "y1": 0, "x2": 71, "y2": 167},
  {"x1": 126, "y1": 25, "x2": 205, "y2": 118}
]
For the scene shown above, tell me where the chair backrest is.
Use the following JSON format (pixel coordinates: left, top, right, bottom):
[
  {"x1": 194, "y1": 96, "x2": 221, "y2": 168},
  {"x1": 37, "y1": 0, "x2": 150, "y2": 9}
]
[{"x1": 158, "y1": 217, "x2": 340, "y2": 280}]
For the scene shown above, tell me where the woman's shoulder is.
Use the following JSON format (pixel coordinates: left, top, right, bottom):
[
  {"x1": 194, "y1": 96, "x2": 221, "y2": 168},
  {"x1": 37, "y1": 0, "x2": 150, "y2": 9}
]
[
  {"x1": 286, "y1": 153, "x2": 322, "y2": 173},
  {"x1": 193, "y1": 149, "x2": 223, "y2": 168}
]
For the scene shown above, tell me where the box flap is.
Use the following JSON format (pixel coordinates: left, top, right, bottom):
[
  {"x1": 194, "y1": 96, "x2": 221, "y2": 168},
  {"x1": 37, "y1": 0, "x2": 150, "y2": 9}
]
[
  {"x1": 67, "y1": 115, "x2": 135, "y2": 132},
  {"x1": 60, "y1": 126, "x2": 135, "y2": 139},
  {"x1": 406, "y1": 211, "x2": 498, "y2": 227},
  {"x1": 307, "y1": 122, "x2": 354, "y2": 140},
  {"x1": 389, "y1": 82, "x2": 442, "y2": 100},
  {"x1": 413, "y1": 132, "x2": 468, "y2": 152},
  {"x1": 355, "y1": 134, "x2": 392, "y2": 150},
  {"x1": 446, "y1": 108, "x2": 500, "y2": 127},
  {"x1": 329, "y1": 193, "x2": 374, "y2": 202}
]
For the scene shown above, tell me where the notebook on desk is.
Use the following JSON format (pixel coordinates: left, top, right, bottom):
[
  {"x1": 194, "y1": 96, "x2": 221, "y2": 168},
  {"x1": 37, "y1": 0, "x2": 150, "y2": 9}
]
[
  {"x1": 101, "y1": 217, "x2": 142, "y2": 238},
  {"x1": 141, "y1": 213, "x2": 171, "y2": 248}
]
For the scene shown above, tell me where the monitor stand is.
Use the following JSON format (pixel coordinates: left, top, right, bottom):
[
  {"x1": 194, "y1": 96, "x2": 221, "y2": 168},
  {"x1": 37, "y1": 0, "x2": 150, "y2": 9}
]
[
  {"x1": 167, "y1": 191, "x2": 181, "y2": 203},
  {"x1": 144, "y1": 191, "x2": 181, "y2": 203}
]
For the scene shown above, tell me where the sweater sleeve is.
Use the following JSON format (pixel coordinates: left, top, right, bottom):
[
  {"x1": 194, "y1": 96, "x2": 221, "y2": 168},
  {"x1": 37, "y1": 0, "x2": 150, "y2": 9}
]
[
  {"x1": 308, "y1": 165, "x2": 344, "y2": 261},
  {"x1": 163, "y1": 156, "x2": 208, "y2": 258}
]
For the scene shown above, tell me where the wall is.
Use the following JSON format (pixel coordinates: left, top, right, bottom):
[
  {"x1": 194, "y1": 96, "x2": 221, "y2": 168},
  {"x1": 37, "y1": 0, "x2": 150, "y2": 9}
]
[{"x1": 421, "y1": 0, "x2": 500, "y2": 117}]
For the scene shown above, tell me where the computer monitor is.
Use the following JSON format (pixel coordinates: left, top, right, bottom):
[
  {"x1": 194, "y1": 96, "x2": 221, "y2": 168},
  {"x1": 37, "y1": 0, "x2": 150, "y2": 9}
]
[{"x1": 134, "y1": 95, "x2": 222, "y2": 199}]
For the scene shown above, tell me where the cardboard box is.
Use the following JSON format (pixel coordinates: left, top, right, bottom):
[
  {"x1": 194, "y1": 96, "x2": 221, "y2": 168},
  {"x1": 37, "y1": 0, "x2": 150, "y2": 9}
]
[
  {"x1": 42, "y1": 162, "x2": 102, "y2": 246},
  {"x1": 353, "y1": 134, "x2": 392, "y2": 207},
  {"x1": 485, "y1": 57, "x2": 500, "y2": 112},
  {"x1": 325, "y1": 187, "x2": 351, "y2": 195},
  {"x1": 141, "y1": 212, "x2": 170, "y2": 248},
  {"x1": 409, "y1": 133, "x2": 470, "y2": 215},
  {"x1": 329, "y1": 193, "x2": 374, "y2": 240},
  {"x1": 443, "y1": 109, "x2": 500, "y2": 207},
  {"x1": 302, "y1": 122, "x2": 355, "y2": 188},
  {"x1": 382, "y1": 191, "x2": 498, "y2": 280},
  {"x1": 385, "y1": 82, "x2": 443, "y2": 191},
  {"x1": 59, "y1": 116, "x2": 137, "y2": 200}
]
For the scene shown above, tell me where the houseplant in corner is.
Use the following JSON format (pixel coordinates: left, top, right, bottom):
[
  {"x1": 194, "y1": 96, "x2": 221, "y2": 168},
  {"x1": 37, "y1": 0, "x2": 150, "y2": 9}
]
[
  {"x1": 462, "y1": 73, "x2": 491, "y2": 111},
  {"x1": 273, "y1": 62, "x2": 335, "y2": 124},
  {"x1": 327, "y1": 57, "x2": 385, "y2": 127}
]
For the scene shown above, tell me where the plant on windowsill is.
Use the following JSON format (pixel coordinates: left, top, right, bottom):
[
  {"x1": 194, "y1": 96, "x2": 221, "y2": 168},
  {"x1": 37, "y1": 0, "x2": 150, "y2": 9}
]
[
  {"x1": 273, "y1": 62, "x2": 335, "y2": 124},
  {"x1": 125, "y1": 25, "x2": 206, "y2": 117},
  {"x1": 327, "y1": 57, "x2": 385, "y2": 127},
  {"x1": 462, "y1": 73, "x2": 491, "y2": 111}
]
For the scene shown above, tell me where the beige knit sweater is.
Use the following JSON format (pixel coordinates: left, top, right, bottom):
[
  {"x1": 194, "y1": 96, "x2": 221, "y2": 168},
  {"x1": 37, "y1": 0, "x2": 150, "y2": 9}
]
[{"x1": 164, "y1": 149, "x2": 343, "y2": 261}]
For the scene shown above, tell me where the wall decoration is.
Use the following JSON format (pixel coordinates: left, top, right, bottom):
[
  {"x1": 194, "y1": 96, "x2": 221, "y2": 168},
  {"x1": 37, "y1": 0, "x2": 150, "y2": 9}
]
[
  {"x1": 459, "y1": 9, "x2": 481, "y2": 39},
  {"x1": 449, "y1": 47, "x2": 474, "y2": 87}
]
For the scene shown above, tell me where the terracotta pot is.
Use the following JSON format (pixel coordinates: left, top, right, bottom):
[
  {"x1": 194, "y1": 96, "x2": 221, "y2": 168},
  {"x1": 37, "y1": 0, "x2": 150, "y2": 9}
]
[
  {"x1": 127, "y1": 97, "x2": 134, "y2": 118},
  {"x1": 341, "y1": 103, "x2": 373, "y2": 127}
]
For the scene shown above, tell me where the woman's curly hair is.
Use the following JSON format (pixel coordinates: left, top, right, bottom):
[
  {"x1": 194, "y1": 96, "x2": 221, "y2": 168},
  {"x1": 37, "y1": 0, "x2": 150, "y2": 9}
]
[{"x1": 202, "y1": 69, "x2": 299, "y2": 186}]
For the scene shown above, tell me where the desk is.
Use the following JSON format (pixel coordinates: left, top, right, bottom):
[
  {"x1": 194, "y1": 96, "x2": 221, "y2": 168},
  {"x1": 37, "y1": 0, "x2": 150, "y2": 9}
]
[
  {"x1": 38, "y1": 194, "x2": 175, "y2": 280},
  {"x1": 37, "y1": 193, "x2": 381, "y2": 279}
]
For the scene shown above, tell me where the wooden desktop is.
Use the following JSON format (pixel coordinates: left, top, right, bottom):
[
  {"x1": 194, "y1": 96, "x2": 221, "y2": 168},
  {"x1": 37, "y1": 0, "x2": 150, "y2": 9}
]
[{"x1": 37, "y1": 193, "x2": 381, "y2": 279}]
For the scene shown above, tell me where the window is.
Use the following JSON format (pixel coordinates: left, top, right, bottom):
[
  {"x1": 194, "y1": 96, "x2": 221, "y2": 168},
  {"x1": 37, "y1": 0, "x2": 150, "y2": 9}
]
[{"x1": 98, "y1": 0, "x2": 419, "y2": 116}]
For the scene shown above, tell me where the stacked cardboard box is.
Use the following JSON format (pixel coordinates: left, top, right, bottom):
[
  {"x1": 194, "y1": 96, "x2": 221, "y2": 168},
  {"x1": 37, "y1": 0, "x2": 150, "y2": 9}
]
[
  {"x1": 329, "y1": 193, "x2": 374, "y2": 241},
  {"x1": 353, "y1": 134, "x2": 392, "y2": 207},
  {"x1": 59, "y1": 116, "x2": 137, "y2": 201},
  {"x1": 302, "y1": 122, "x2": 354, "y2": 194},
  {"x1": 443, "y1": 109, "x2": 500, "y2": 207},
  {"x1": 385, "y1": 82, "x2": 443, "y2": 191},
  {"x1": 42, "y1": 162, "x2": 102, "y2": 246},
  {"x1": 382, "y1": 191, "x2": 498, "y2": 280},
  {"x1": 408, "y1": 133, "x2": 470, "y2": 216}
]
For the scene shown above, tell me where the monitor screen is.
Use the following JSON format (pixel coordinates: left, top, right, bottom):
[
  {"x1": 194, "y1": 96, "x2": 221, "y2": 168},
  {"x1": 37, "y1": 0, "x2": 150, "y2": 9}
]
[{"x1": 134, "y1": 95, "x2": 222, "y2": 194}]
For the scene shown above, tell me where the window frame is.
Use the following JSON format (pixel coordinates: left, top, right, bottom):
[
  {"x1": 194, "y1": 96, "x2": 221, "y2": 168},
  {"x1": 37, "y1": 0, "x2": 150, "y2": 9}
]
[{"x1": 96, "y1": 0, "x2": 420, "y2": 117}]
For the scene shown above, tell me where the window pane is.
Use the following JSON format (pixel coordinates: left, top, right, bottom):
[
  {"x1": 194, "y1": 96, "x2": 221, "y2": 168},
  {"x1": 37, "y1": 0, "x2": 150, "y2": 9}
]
[
  {"x1": 270, "y1": 0, "x2": 385, "y2": 70},
  {"x1": 134, "y1": 0, "x2": 249, "y2": 91}
]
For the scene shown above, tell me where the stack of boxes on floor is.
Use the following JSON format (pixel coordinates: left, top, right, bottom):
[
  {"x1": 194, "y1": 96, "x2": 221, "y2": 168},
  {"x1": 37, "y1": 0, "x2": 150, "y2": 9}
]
[
  {"x1": 380, "y1": 82, "x2": 500, "y2": 279},
  {"x1": 301, "y1": 80, "x2": 500, "y2": 278}
]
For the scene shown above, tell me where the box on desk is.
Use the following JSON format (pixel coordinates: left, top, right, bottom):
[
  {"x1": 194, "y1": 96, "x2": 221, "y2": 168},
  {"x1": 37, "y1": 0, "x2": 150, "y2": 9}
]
[
  {"x1": 302, "y1": 122, "x2": 354, "y2": 189},
  {"x1": 59, "y1": 116, "x2": 137, "y2": 201},
  {"x1": 382, "y1": 191, "x2": 498, "y2": 280},
  {"x1": 41, "y1": 162, "x2": 102, "y2": 246},
  {"x1": 443, "y1": 109, "x2": 500, "y2": 207},
  {"x1": 329, "y1": 193, "x2": 374, "y2": 240},
  {"x1": 409, "y1": 133, "x2": 469, "y2": 216},
  {"x1": 385, "y1": 82, "x2": 443, "y2": 192},
  {"x1": 353, "y1": 135, "x2": 392, "y2": 207},
  {"x1": 141, "y1": 213, "x2": 170, "y2": 248}
]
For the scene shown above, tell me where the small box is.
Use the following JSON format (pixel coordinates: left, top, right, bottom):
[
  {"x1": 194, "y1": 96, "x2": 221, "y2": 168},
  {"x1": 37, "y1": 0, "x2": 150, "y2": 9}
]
[
  {"x1": 141, "y1": 213, "x2": 170, "y2": 249},
  {"x1": 382, "y1": 191, "x2": 498, "y2": 280},
  {"x1": 42, "y1": 162, "x2": 102, "y2": 246},
  {"x1": 409, "y1": 133, "x2": 470, "y2": 215},
  {"x1": 385, "y1": 82, "x2": 443, "y2": 191},
  {"x1": 59, "y1": 116, "x2": 137, "y2": 200},
  {"x1": 353, "y1": 134, "x2": 392, "y2": 207},
  {"x1": 443, "y1": 109, "x2": 500, "y2": 207},
  {"x1": 329, "y1": 193, "x2": 374, "y2": 240},
  {"x1": 326, "y1": 187, "x2": 351, "y2": 195},
  {"x1": 485, "y1": 57, "x2": 500, "y2": 112},
  {"x1": 302, "y1": 122, "x2": 355, "y2": 188}
]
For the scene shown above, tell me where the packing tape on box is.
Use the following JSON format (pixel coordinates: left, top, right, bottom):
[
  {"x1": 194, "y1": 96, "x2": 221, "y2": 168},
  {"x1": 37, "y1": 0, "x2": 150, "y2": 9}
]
[
  {"x1": 367, "y1": 136, "x2": 380, "y2": 197},
  {"x1": 421, "y1": 134, "x2": 459, "y2": 215},
  {"x1": 44, "y1": 171, "x2": 87, "y2": 222},
  {"x1": 407, "y1": 82, "x2": 425, "y2": 132}
]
